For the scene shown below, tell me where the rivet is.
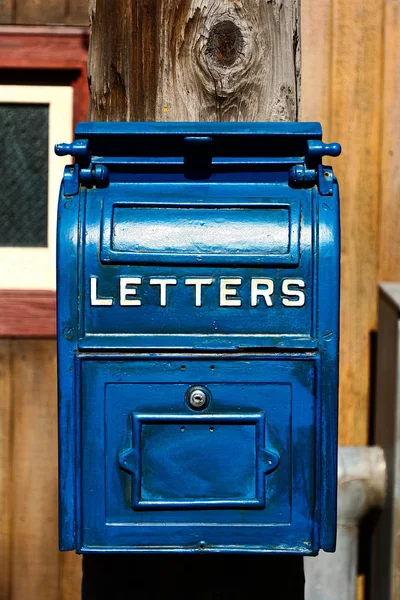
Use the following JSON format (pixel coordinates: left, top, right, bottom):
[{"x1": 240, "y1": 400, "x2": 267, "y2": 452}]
[
  {"x1": 62, "y1": 327, "x2": 73, "y2": 340},
  {"x1": 322, "y1": 329, "x2": 333, "y2": 342}
]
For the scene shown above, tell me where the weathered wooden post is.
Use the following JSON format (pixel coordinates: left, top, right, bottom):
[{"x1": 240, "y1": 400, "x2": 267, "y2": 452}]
[
  {"x1": 88, "y1": 0, "x2": 300, "y2": 122},
  {"x1": 84, "y1": 1, "x2": 303, "y2": 597}
]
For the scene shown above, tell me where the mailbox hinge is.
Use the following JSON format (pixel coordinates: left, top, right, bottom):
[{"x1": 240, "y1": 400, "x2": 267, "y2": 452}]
[
  {"x1": 288, "y1": 140, "x2": 341, "y2": 195},
  {"x1": 55, "y1": 135, "x2": 341, "y2": 196},
  {"x1": 55, "y1": 140, "x2": 109, "y2": 196}
]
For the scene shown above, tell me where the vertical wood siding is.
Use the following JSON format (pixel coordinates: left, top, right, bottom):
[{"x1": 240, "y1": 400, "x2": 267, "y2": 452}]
[
  {"x1": 0, "y1": 341, "x2": 12, "y2": 600},
  {"x1": 0, "y1": 341, "x2": 82, "y2": 600},
  {"x1": 0, "y1": 1, "x2": 399, "y2": 598},
  {"x1": 378, "y1": 0, "x2": 400, "y2": 281},
  {"x1": 302, "y1": 0, "x2": 390, "y2": 447}
]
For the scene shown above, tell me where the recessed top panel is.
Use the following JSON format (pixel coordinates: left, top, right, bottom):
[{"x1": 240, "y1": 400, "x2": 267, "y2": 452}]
[
  {"x1": 113, "y1": 206, "x2": 290, "y2": 256},
  {"x1": 103, "y1": 201, "x2": 299, "y2": 266}
]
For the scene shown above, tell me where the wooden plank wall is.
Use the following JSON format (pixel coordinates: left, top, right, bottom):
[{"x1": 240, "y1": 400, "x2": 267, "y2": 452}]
[
  {"x1": 0, "y1": 1, "x2": 399, "y2": 599},
  {"x1": 0, "y1": 341, "x2": 82, "y2": 600},
  {"x1": 302, "y1": 0, "x2": 398, "y2": 448},
  {"x1": 0, "y1": 0, "x2": 88, "y2": 25}
]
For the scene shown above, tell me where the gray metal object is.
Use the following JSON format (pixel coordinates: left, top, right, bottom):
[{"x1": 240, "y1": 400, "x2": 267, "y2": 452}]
[
  {"x1": 305, "y1": 446, "x2": 386, "y2": 600},
  {"x1": 370, "y1": 283, "x2": 400, "y2": 600},
  {"x1": 187, "y1": 388, "x2": 208, "y2": 410}
]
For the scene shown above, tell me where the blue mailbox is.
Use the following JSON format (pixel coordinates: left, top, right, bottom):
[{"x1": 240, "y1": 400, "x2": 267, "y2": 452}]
[{"x1": 56, "y1": 122, "x2": 340, "y2": 555}]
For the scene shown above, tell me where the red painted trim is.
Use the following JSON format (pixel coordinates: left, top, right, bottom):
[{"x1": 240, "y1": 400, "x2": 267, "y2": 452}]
[
  {"x1": 0, "y1": 25, "x2": 89, "y2": 127},
  {"x1": 0, "y1": 290, "x2": 56, "y2": 337},
  {"x1": 0, "y1": 26, "x2": 89, "y2": 67}
]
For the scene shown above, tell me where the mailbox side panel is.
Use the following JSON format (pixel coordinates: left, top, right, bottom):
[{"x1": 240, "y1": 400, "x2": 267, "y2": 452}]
[
  {"x1": 316, "y1": 182, "x2": 340, "y2": 551},
  {"x1": 57, "y1": 180, "x2": 81, "y2": 550}
]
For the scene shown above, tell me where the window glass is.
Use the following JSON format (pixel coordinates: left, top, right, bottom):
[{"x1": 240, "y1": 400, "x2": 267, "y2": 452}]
[{"x1": 0, "y1": 103, "x2": 49, "y2": 247}]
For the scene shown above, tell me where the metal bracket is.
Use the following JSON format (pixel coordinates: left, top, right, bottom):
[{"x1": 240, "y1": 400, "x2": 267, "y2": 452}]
[
  {"x1": 289, "y1": 140, "x2": 341, "y2": 193},
  {"x1": 55, "y1": 139, "x2": 109, "y2": 195},
  {"x1": 183, "y1": 135, "x2": 213, "y2": 179},
  {"x1": 318, "y1": 165, "x2": 335, "y2": 196},
  {"x1": 288, "y1": 165, "x2": 317, "y2": 188},
  {"x1": 63, "y1": 164, "x2": 80, "y2": 197},
  {"x1": 61, "y1": 163, "x2": 109, "y2": 196}
]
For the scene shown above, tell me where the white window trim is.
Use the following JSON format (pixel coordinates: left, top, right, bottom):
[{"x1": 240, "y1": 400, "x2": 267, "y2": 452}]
[{"x1": 0, "y1": 85, "x2": 73, "y2": 290}]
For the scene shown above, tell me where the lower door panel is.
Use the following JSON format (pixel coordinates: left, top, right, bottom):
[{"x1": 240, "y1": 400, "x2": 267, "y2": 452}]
[{"x1": 80, "y1": 355, "x2": 318, "y2": 553}]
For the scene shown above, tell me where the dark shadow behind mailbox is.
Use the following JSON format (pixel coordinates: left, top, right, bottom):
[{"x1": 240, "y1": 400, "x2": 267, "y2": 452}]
[{"x1": 55, "y1": 122, "x2": 340, "y2": 555}]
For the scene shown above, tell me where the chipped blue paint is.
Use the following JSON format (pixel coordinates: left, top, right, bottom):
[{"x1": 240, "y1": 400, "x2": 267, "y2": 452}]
[{"x1": 56, "y1": 122, "x2": 340, "y2": 554}]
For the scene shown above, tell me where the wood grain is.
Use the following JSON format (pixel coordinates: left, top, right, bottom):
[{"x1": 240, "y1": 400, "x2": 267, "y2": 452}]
[
  {"x1": 0, "y1": 0, "x2": 13, "y2": 24},
  {"x1": 9, "y1": 340, "x2": 60, "y2": 600},
  {"x1": 301, "y1": 0, "x2": 332, "y2": 135},
  {"x1": 378, "y1": 0, "x2": 400, "y2": 282},
  {"x1": 0, "y1": 291, "x2": 56, "y2": 338},
  {"x1": 331, "y1": 0, "x2": 383, "y2": 445},
  {"x1": 88, "y1": 0, "x2": 300, "y2": 122},
  {"x1": 0, "y1": 338, "x2": 83, "y2": 598},
  {"x1": 66, "y1": 0, "x2": 88, "y2": 25},
  {"x1": 0, "y1": 341, "x2": 11, "y2": 600},
  {"x1": 59, "y1": 552, "x2": 82, "y2": 600},
  {"x1": 15, "y1": 0, "x2": 65, "y2": 24}
]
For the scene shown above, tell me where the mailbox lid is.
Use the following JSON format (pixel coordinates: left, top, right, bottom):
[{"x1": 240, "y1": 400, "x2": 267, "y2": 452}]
[
  {"x1": 74, "y1": 121, "x2": 323, "y2": 162},
  {"x1": 77, "y1": 354, "x2": 323, "y2": 554},
  {"x1": 57, "y1": 121, "x2": 340, "y2": 352}
]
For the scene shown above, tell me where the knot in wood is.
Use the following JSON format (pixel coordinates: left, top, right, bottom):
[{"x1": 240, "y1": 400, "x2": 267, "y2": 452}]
[{"x1": 206, "y1": 20, "x2": 243, "y2": 68}]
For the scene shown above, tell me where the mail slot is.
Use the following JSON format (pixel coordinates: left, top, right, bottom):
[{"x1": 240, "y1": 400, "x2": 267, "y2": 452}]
[{"x1": 56, "y1": 122, "x2": 341, "y2": 555}]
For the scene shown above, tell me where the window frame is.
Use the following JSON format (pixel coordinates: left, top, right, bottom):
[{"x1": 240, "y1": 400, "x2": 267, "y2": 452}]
[
  {"x1": 0, "y1": 26, "x2": 88, "y2": 337},
  {"x1": 0, "y1": 84, "x2": 73, "y2": 291}
]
